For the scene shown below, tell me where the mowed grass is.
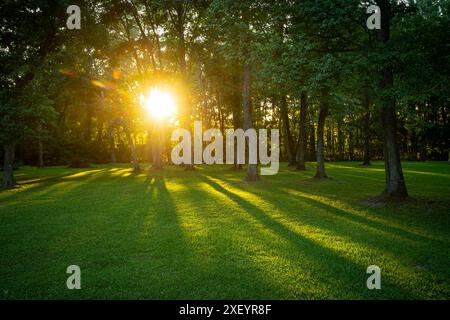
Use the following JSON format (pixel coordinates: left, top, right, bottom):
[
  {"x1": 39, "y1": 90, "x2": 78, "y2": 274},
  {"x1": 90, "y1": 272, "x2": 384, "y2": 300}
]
[{"x1": 0, "y1": 161, "x2": 449, "y2": 299}]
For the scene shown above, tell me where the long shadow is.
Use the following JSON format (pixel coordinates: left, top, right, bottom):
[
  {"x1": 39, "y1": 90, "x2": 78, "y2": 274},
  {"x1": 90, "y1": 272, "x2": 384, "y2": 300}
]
[
  {"x1": 256, "y1": 183, "x2": 450, "y2": 272},
  {"x1": 169, "y1": 180, "x2": 296, "y2": 299},
  {"x1": 199, "y1": 175, "x2": 419, "y2": 299},
  {"x1": 332, "y1": 172, "x2": 384, "y2": 183},
  {"x1": 0, "y1": 168, "x2": 138, "y2": 298},
  {"x1": 8, "y1": 172, "x2": 201, "y2": 299},
  {"x1": 1, "y1": 167, "x2": 203, "y2": 298},
  {"x1": 258, "y1": 188, "x2": 450, "y2": 287},
  {"x1": 0, "y1": 168, "x2": 111, "y2": 204},
  {"x1": 127, "y1": 175, "x2": 202, "y2": 299},
  {"x1": 329, "y1": 163, "x2": 450, "y2": 179},
  {"x1": 268, "y1": 187, "x2": 450, "y2": 247},
  {"x1": 258, "y1": 174, "x2": 447, "y2": 241}
]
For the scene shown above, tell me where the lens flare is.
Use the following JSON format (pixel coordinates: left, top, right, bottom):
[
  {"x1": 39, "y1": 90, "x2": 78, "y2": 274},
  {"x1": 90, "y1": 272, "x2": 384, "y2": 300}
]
[{"x1": 144, "y1": 88, "x2": 176, "y2": 120}]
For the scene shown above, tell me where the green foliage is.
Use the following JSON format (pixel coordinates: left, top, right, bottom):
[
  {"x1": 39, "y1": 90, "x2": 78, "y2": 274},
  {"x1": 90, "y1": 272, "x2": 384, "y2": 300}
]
[
  {"x1": 1, "y1": 0, "x2": 448, "y2": 165},
  {"x1": 0, "y1": 75, "x2": 56, "y2": 144},
  {"x1": 0, "y1": 0, "x2": 68, "y2": 145}
]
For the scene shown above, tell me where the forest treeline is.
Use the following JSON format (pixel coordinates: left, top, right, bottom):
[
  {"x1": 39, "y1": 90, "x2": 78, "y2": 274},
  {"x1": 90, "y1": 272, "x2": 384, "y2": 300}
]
[{"x1": 1, "y1": 0, "x2": 449, "y2": 198}]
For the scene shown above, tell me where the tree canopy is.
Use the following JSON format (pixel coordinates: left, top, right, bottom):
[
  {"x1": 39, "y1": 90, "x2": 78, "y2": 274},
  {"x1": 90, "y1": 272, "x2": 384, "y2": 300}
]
[{"x1": 1, "y1": 0, "x2": 449, "y2": 198}]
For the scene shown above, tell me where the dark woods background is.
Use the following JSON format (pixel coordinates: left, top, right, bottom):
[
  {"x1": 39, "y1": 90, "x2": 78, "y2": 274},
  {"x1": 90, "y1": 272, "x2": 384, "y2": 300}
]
[{"x1": 0, "y1": 1, "x2": 449, "y2": 176}]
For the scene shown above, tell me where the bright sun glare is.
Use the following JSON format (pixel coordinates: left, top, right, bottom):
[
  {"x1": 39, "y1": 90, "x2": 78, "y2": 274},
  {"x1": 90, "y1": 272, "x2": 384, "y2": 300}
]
[{"x1": 143, "y1": 88, "x2": 176, "y2": 120}]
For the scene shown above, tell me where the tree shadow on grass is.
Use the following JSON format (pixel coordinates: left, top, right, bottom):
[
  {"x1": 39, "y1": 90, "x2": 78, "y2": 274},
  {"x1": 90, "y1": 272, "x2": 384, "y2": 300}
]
[
  {"x1": 262, "y1": 188, "x2": 449, "y2": 296},
  {"x1": 65, "y1": 173, "x2": 196, "y2": 297},
  {"x1": 275, "y1": 187, "x2": 449, "y2": 246},
  {"x1": 10, "y1": 173, "x2": 202, "y2": 299},
  {"x1": 0, "y1": 168, "x2": 111, "y2": 203},
  {"x1": 119, "y1": 175, "x2": 200, "y2": 298},
  {"x1": 198, "y1": 175, "x2": 419, "y2": 299},
  {"x1": 243, "y1": 176, "x2": 449, "y2": 297},
  {"x1": 165, "y1": 180, "x2": 299, "y2": 299},
  {"x1": 138, "y1": 174, "x2": 295, "y2": 299}
]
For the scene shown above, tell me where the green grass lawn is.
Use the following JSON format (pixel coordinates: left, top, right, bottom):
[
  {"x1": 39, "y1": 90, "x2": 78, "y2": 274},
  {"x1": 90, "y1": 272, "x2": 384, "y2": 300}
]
[{"x1": 0, "y1": 161, "x2": 449, "y2": 299}]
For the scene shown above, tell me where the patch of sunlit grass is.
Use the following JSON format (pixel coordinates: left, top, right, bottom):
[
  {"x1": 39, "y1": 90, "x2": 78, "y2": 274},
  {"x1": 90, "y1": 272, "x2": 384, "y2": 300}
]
[{"x1": 0, "y1": 162, "x2": 449, "y2": 299}]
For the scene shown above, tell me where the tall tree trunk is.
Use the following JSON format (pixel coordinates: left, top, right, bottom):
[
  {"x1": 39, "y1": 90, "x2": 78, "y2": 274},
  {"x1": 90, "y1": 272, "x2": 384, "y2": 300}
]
[
  {"x1": 377, "y1": 0, "x2": 408, "y2": 198},
  {"x1": 174, "y1": 2, "x2": 194, "y2": 170},
  {"x1": 152, "y1": 125, "x2": 163, "y2": 170},
  {"x1": 337, "y1": 120, "x2": 344, "y2": 161},
  {"x1": 331, "y1": 126, "x2": 336, "y2": 159},
  {"x1": 326, "y1": 125, "x2": 332, "y2": 160},
  {"x1": 315, "y1": 95, "x2": 329, "y2": 179},
  {"x1": 309, "y1": 121, "x2": 316, "y2": 161},
  {"x1": 380, "y1": 104, "x2": 408, "y2": 197},
  {"x1": 108, "y1": 126, "x2": 117, "y2": 164},
  {"x1": 362, "y1": 92, "x2": 372, "y2": 166},
  {"x1": 2, "y1": 143, "x2": 15, "y2": 188},
  {"x1": 348, "y1": 129, "x2": 354, "y2": 161},
  {"x1": 279, "y1": 95, "x2": 296, "y2": 166},
  {"x1": 232, "y1": 71, "x2": 242, "y2": 170},
  {"x1": 241, "y1": 6, "x2": 258, "y2": 182},
  {"x1": 38, "y1": 139, "x2": 44, "y2": 168},
  {"x1": 243, "y1": 63, "x2": 259, "y2": 181},
  {"x1": 296, "y1": 92, "x2": 308, "y2": 170},
  {"x1": 124, "y1": 122, "x2": 140, "y2": 171}
]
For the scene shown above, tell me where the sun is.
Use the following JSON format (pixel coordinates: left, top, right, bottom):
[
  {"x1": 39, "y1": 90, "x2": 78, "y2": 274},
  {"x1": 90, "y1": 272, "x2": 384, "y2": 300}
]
[{"x1": 143, "y1": 88, "x2": 176, "y2": 120}]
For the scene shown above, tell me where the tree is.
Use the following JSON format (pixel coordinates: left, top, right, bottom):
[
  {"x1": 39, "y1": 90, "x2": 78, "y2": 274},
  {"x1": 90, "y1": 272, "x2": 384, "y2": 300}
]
[
  {"x1": 241, "y1": 4, "x2": 259, "y2": 181},
  {"x1": 208, "y1": 0, "x2": 262, "y2": 181},
  {"x1": 0, "y1": 0, "x2": 64, "y2": 188},
  {"x1": 315, "y1": 92, "x2": 329, "y2": 178},
  {"x1": 375, "y1": 0, "x2": 408, "y2": 198}
]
